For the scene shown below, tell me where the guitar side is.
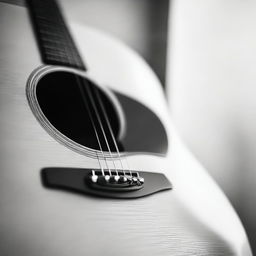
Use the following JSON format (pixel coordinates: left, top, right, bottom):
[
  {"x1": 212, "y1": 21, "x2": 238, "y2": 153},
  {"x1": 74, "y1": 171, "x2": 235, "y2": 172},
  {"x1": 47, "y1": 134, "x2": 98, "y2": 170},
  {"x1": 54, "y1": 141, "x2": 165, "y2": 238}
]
[{"x1": 0, "y1": 2, "x2": 252, "y2": 255}]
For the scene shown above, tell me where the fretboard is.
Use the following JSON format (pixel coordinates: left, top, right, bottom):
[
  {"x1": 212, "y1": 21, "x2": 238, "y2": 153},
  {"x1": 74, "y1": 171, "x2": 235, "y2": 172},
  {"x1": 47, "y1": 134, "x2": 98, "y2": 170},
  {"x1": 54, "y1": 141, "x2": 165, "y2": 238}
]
[{"x1": 27, "y1": 0, "x2": 86, "y2": 71}]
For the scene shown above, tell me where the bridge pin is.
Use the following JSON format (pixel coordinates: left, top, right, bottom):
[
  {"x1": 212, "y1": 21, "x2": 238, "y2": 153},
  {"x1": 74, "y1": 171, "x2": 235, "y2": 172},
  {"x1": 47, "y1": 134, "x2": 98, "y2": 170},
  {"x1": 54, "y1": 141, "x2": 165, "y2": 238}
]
[
  {"x1": 105, "y1": 175, "x2": 110, "y2": 182},
  {"x1": 91, "y1": 170, "x2": 98, "y2": 183},
  {"x1": 119, "y1": 176, "x2": 128, "y2": 183},
  {"x1": 114, "y1": 175, "x2": 120, "y2": 182},
  {"x1": 132, "y1": 177, "x2": 138, "y2": 182}
]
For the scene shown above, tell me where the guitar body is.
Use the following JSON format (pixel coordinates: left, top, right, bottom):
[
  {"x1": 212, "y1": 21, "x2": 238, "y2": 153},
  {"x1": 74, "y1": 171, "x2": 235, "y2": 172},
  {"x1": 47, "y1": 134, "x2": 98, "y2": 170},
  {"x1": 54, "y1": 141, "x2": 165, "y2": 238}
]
[{"x1": 0, "y1": 2, "x2": 252, "y2": 255}]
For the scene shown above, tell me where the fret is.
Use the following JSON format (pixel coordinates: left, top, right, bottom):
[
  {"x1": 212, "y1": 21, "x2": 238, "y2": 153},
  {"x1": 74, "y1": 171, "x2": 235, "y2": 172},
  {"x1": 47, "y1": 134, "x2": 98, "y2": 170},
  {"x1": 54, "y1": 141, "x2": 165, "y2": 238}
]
[
  {"x1": 45, "y1": 51, "x2": 68, "y2": 59},
  {"x1": 43, "y1": 45, "x2": 67, "y2": 54},
  {"x1": 38, "y1": 29, "x2": 66, "y2": 38},
  {"x1": 27, "y1": 0, "x2": 86, "y2": 71}
]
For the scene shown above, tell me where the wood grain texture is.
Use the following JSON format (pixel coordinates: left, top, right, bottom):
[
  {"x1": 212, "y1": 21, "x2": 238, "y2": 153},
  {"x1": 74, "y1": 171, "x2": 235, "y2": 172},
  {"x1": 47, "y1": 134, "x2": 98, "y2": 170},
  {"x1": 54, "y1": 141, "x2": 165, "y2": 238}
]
[{"x1": 0, "y1": 2, "x2": 252, "y2": 256}]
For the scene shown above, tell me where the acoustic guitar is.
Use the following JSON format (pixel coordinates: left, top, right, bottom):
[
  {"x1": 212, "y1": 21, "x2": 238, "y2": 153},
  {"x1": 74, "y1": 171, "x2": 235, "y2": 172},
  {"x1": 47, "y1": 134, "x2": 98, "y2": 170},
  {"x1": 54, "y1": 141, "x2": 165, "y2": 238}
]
[{"x1": 0, "y1": 0, "x2": 252, "y2": 255}]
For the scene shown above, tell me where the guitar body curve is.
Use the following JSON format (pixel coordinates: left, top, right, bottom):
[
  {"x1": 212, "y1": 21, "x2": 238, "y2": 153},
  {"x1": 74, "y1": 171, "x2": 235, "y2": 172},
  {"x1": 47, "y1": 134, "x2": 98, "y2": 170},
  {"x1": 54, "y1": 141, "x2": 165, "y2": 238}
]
[{"x1": 0, "y1": 2, "x2": 252, "y2": 255}]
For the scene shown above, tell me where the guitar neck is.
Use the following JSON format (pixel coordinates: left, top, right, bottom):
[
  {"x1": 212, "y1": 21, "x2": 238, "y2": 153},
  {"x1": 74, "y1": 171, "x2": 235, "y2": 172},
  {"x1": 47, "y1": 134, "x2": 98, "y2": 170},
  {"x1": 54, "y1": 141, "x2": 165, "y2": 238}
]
[{"x1": 27, "y1": 0, "x2": 86, "y2": 71}]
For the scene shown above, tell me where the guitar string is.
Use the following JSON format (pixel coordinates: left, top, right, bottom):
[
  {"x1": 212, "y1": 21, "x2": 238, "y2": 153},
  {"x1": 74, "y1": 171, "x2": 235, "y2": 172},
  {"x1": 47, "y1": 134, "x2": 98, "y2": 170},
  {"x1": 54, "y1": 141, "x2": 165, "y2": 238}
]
[
  {"x1": 65, "y1": 38, "x2": 119, "y2": 177},
  {"x1": 75, "y1": 76, "x2": 108, "y2": 176},
  {"x1": 55, "y1": 12, "x2": 117, "y2": 176},
  {"x1": 82, "y1": 81, "x2": 120, "y2": 177},
  {"x1": 94, "y1": 88, "x2": 132, "y2": 177},
  {"x1": 77, "y1": 76, "x2": 117, "y2": 176},
  {"x1": 49, "y1": 11, "x2": 122, "y2": 178},
  {"x1": 72, "y1": 63, "x2": 126, "y2": 177},
  {"x1": 57, "y1": 24, "x2": 107, "y2": 175}
]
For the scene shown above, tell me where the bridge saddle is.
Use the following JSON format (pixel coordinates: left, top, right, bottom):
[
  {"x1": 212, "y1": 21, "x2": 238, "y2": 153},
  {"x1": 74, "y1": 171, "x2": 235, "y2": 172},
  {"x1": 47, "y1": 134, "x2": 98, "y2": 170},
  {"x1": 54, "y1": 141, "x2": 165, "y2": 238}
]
[{"x1": 89, "y1": 170, "x2": 144, "y2": 192}]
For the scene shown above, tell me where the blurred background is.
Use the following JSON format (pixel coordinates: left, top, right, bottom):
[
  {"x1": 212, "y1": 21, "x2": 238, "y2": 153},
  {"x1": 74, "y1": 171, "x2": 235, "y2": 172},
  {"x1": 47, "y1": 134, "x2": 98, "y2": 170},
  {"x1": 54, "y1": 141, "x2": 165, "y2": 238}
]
[
  {"x1": 167, "y1": 0, "x2": 256, "y2": 252},
  {"x1": 55, "y1": 0, "x2": 256, "y2": 253}
]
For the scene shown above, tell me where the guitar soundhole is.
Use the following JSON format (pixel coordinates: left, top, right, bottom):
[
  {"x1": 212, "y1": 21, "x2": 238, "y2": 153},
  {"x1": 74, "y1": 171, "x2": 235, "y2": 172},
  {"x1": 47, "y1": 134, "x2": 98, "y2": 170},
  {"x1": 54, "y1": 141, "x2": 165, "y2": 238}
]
[{"x1": 36, "y1": 71, "x2": 123, "y2": 152}]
